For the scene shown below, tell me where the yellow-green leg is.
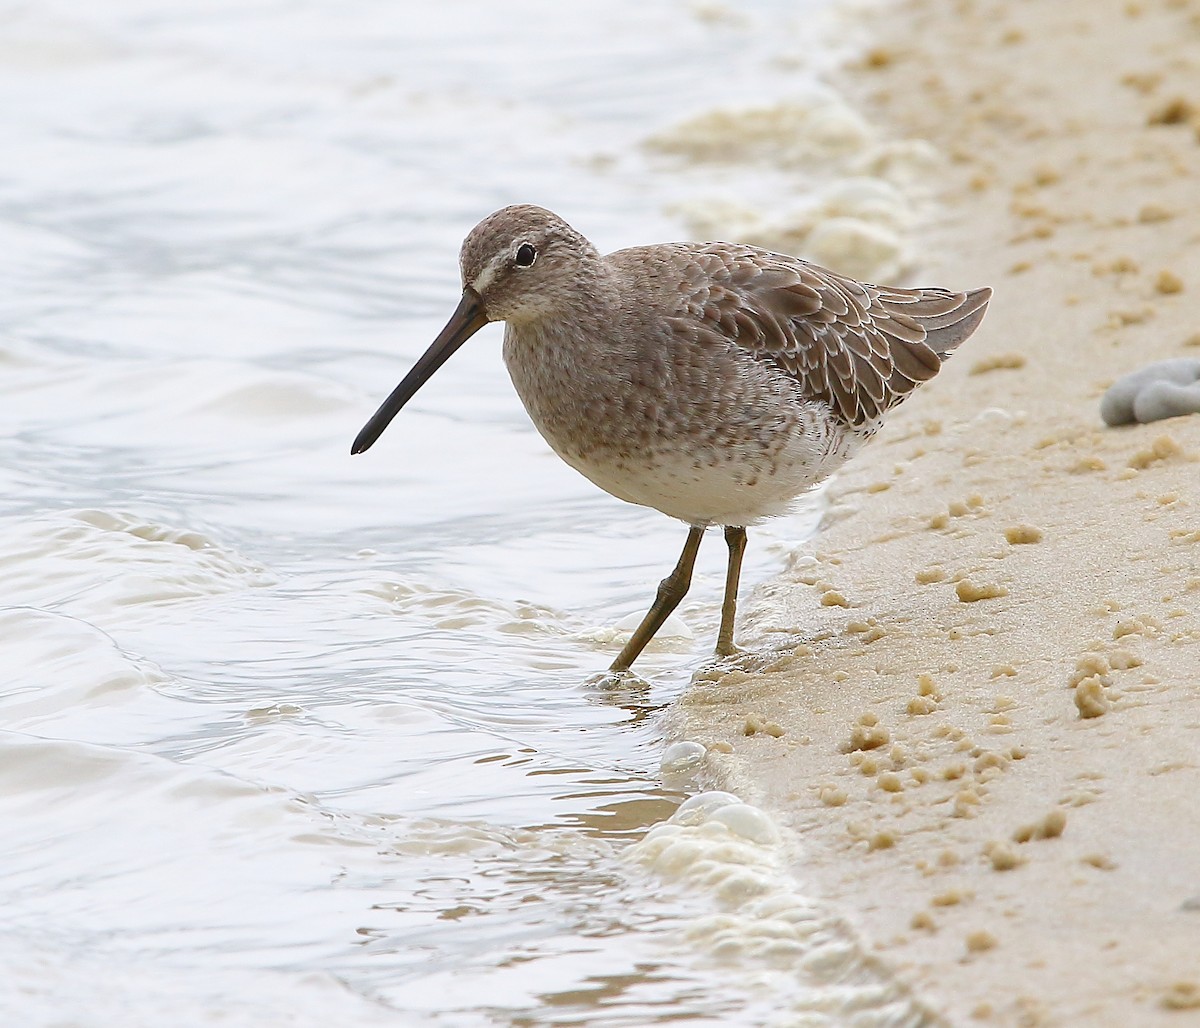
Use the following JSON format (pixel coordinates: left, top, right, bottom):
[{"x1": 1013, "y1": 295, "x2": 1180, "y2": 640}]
[
  {"x1": 716, "y1": 525, "x2": 747, "y2": 657},
  {"x1": 610, "y1": 525, "x2": 705, "y2": 673}
]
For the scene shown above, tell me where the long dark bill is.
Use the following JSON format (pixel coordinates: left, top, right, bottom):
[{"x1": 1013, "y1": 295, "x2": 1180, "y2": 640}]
[{"x1": 351, "y1": 288, "x2": 488, "y2": 455}]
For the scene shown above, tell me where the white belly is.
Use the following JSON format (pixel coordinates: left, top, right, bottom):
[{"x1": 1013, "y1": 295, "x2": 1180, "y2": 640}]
[{"x1": 553, "y1": 422, "x2": 858, "y2": 526}]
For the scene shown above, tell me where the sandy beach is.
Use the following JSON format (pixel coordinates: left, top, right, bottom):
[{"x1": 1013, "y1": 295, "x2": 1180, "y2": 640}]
[{"x1": 677, "y1": 0, "x2": 1200, "y2": 1023}]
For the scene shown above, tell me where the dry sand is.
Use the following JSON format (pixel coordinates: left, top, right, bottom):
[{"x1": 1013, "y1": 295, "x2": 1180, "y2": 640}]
[{"x1": 676, "y1": 0, "x2": 1200, "y2": 1023}]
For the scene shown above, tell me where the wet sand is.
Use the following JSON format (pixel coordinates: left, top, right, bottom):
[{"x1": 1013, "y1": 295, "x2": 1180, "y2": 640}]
[{"x1": 677, "y1": 0, "x2": 1200, "y2": 1023}]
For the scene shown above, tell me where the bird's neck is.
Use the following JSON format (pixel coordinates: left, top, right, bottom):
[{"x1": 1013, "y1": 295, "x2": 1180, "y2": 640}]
[{"x1": 500, "y1": 271, "x2": 636, "y2": 463}]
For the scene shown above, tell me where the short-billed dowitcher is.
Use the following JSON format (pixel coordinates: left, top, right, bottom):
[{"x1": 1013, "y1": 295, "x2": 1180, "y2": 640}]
[{"x1": 353, "y1": 205, "x2": 991, "y2": 672}]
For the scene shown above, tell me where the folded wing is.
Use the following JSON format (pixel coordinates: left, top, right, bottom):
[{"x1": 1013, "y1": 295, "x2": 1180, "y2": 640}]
[{"x1": 670, "y1": 246, "x2": 992, "y2": 426}]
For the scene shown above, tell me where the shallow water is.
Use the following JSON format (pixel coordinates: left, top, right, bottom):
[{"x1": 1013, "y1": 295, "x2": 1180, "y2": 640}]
[{"x1": 0, "y1": 2, "x2": 916, "y2": 1024}]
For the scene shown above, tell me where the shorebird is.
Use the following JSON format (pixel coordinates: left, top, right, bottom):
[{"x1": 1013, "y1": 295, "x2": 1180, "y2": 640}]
[{"x1": 353, "y1": 205, "x2": 991, "y2": 672}]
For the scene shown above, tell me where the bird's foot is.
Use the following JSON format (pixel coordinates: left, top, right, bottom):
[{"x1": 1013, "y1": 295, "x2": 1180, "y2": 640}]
[
  {"x1": 584, "y1": 668, "x2": 659, "y2": 719},
  {"x1": 585, "y1": 668, "x2": 652, "y2": 692}
]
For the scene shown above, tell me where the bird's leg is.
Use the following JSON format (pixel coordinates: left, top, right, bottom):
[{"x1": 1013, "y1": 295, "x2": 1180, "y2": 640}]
[
  {"x1": 715, "y1": 526, "x2": 747, "y2": 657},
  {"x1": 610, "y1": 525, "x2": 705, "y2": 673}
]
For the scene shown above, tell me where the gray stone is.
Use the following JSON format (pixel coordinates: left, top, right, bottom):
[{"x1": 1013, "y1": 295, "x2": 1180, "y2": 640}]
[{"x1": 1100, "y1": 358, "x2": 1200, "y2": 426}]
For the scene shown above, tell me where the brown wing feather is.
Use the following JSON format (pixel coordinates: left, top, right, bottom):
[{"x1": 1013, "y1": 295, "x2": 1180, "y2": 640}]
[{"x1": 671, "y1": 246, "x2": 992, "y2": 427}]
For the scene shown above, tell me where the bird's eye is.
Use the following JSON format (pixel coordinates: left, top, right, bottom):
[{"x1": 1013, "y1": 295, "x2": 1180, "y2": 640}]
[{"x1": 514, "y1": 243, "x2": 537, "y2": 267}]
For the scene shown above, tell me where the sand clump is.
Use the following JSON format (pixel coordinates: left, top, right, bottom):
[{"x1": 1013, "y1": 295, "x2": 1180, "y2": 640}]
[
  {"x1": 1012, "y1": 808, "x2": 1068, "y2": 844},
  {"x1": 954, "y1": 578, "x2": 1007, "y2": 603},
  {"x1": 673, "y1": 0, "x2": 1200, "y2": 1023},
  {"x1": 1003, "y1": 524, "x2": 1042, "y2": 545}
]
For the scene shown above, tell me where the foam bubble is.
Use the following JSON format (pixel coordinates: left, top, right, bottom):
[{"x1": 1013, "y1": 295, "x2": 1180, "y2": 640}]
[
  {"x1": 710, "y1": 801, "x2": 780, "y2": 845},
  {"x1": 661, "y1": 740, "x2": 707, "y2": 775}
]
